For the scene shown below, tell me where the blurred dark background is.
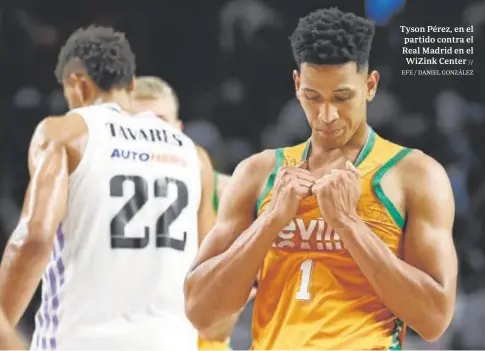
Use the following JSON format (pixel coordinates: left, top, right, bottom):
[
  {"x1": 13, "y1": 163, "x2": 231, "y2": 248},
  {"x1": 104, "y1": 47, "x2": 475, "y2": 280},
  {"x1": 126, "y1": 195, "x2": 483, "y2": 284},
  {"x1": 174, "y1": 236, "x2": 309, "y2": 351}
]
[{"x1": 0, "y1": 0, "x2": 484, "y2": 349}]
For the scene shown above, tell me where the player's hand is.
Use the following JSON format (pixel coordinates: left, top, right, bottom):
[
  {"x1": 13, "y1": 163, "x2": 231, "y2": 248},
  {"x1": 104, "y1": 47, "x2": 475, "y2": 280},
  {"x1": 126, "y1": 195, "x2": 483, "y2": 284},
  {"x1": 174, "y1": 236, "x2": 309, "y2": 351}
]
[
  {"x1": 267, "y1": 161, "x2": 315, "y2": 225},
  {"x1": 312, "y1": 161, "x2": 361, "y2": 229}
]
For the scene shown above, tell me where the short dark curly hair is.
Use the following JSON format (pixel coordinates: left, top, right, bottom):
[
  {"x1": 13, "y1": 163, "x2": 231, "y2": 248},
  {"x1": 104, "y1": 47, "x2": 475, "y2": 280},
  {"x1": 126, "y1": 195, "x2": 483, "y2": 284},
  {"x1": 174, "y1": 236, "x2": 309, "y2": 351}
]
[
  {"x1": 55, "y1": 25, "x2": 136, "y2": 91},
  {"x1": 290, "y1": 8, "x2": 375, "y2": 71}
]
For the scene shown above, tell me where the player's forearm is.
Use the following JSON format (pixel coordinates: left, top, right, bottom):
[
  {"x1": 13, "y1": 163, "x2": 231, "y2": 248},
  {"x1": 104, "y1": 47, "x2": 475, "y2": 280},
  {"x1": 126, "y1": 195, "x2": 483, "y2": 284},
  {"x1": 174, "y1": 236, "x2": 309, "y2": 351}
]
[
  {"x1": 199, "y1": 311, "x2": 240, "y2": 341},
  {"x1": 0, "y1": 311, "x2": 26, "y2": 349},
  {"x1": 199, "y1": 286, "x2": 255, "y2": 340},
  {"x1": 0, "y1": 329, "x2": 26, "y2": 350},
  {"x1": 339, "y1": 218, "x2": 454, "y2": 341},
  {"x1": 0, "y1": 237, "x2": 52, "y2": 325},
  {"x1": 185, "y1": 212, "x2": 282, "y2": 329}
]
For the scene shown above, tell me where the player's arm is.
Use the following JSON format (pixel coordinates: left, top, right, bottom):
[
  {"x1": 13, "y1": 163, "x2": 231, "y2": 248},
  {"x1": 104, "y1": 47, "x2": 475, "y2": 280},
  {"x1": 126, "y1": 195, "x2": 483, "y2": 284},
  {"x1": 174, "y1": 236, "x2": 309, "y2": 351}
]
[
  {"x1": 195, "y1": 147, "x2": 237, "y2": 340},
  {"x1": 338, "y1": 151, "x2": 457, "y2": 341},
  {"x1": 217, "y1": 171, "x2": 259, "y2": 300},
  {"x1": 184, "y1": 150, "x2": 282, "y2": 331},
  {"x1": 195, "y1": 148, "x2": 241, "y2": 340},
  {"x1": 218, "y1": 172, "x2": 260, "y2": 301},
  {"x1": 195, "y1": 154, "x2": 255, "y2": 340},
  {"x1": 0, "y1": 309, "x2": 26, "y2": 349},
  {"x1": 215, "y1": 172, "x2": 231, "y2": 201},
  {"x1": 0, "y1": 117, "x2": 69, "y2": 325},
  {"x1": 196, "y1": 146, "x2": 216, "y2": 245}
]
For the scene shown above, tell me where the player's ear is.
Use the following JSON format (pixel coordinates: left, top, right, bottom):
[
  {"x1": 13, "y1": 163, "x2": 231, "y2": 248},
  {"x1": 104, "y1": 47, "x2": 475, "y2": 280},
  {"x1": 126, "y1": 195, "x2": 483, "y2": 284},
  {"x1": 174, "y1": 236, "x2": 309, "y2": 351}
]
[
  {"x1": 81, "y1": 75, "x2": 99, "y2": 106},
  {"x1": 67, "y1": 73, "x2": 87, "y2": 106},
  {"x1": 293, "y1": 69, "x2": 301, "y2": 98},
  {"x1": 127, "y1": 77, "x2": 135, "y2": 92},
  {"x1": 366, "y1": 70, "x2": 379, "y2": 102}
]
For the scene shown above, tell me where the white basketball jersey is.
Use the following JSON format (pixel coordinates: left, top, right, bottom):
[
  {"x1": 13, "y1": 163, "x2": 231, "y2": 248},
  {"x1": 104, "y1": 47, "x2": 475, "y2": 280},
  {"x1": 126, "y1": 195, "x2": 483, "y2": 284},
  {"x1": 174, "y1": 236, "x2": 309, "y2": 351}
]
[{"x1": 31, "y1": 103, "x2": 201, "y2": 350}]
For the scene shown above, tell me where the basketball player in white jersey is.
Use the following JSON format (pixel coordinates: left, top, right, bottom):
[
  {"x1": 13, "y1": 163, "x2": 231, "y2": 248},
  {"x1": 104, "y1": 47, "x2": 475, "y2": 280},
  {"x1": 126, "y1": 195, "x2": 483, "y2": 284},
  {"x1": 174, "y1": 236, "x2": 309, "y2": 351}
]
[
  {"x1": 131, "y1": 76, "x2": 232, "y2": 220},
  {"x1": 132, "y1": 76, "x2": 257, "y2": 351},
  {"x1": 0, "y1": 26, "x2": 216, "y2": 350}
]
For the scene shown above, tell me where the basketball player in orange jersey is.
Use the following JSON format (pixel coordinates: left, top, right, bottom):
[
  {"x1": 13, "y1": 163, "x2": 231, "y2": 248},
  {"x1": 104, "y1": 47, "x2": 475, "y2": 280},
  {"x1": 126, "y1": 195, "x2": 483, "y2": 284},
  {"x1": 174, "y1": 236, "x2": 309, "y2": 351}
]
[
  {"x1": 132, "y1": 76, "x2": 255, "y2": 351},
  {"x1": 184, "y1": 8, "x2": 458, "y2": 350}
]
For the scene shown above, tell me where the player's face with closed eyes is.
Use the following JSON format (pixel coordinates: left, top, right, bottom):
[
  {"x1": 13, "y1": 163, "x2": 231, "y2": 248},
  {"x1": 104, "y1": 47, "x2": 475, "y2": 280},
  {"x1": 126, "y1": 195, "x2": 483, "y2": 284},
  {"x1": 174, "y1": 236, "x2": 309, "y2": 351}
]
[{"x1": 294, "y1": 62, "x2": 378, "y2": 149}]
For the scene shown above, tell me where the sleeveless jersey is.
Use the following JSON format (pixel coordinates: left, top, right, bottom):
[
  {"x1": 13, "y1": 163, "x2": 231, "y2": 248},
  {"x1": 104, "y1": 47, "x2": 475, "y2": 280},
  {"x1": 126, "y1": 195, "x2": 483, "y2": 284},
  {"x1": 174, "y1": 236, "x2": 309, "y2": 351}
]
[
  {"x1": 212, "y1": 171, "x2": 221, "y2": 213},
  {"x1": 31, "y1": 103, "x2": 201, "y2": 351},
  {"x1": 252, "y1": 128, "x2": 411, "y2": 350},
  {"x1": 198, "y1": 338, "x2": 231, "y2": 351},
  {"x1": 198, "y1": 171, "x2": 232, "y2": 351}
]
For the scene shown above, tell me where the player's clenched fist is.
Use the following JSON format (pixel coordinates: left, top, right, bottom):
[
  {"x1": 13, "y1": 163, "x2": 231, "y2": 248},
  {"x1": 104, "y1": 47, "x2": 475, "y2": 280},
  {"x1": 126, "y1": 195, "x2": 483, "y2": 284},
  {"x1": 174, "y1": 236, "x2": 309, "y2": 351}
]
[
  {"x1": 267, "y1": 161, "x2": 315, "y2": 225},
  {"x1": 312, "y1": 161, "x2": 361, "y2": 229}
]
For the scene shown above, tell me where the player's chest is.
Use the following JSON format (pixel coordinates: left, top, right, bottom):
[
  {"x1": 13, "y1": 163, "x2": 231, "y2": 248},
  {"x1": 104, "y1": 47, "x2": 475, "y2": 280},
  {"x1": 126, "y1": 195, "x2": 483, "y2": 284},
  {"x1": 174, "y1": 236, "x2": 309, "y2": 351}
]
[
  {"x1": 271, "y1": 207, "x2": 393, "y2": 254},
  {"x1": 272, "y1": 215, "x2": 345, "y2": 252}
]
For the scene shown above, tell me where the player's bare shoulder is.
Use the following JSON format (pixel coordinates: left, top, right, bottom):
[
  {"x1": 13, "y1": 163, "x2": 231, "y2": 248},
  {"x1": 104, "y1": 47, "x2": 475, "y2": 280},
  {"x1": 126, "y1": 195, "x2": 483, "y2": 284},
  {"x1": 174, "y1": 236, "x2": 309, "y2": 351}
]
[
  {"x1": 393, "y1": 148, "x2": 455, "y2": 226},
  {"x1": 239, "y1": 149, "x2": 276, "y2": 175},
  {"x1": 234, "y1": 149, "x2": 277, "y2": 195},
  {"x1": 396, "y1": 149, "x2": 452, "y2": 197},
  {"x1": 215, "y1": 149, "x2": 277, "y2": 217},
  {"x1": 33, "y1": 114, "x2": 86, "y2": 143},
  {"x1": 30, "y1": 114, "x2": 89, "y2": 174}
]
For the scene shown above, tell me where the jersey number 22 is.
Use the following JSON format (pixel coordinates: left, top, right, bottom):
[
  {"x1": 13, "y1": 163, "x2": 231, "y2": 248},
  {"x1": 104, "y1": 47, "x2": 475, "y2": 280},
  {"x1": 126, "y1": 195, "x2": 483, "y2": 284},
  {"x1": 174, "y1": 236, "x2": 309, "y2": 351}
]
[{"x1": 109, "y1": 175, "x2": 188, "y2": 250}]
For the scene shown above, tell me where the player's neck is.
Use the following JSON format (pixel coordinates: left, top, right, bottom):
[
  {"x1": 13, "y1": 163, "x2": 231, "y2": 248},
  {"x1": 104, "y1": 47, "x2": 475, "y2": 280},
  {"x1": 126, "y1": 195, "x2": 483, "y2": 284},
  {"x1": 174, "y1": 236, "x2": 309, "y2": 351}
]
[
  {"x1": 309, "y1": 123, "x2": 369, "y2": 163},
  {"x1": 92, "y1": 90, "x2": 133, "y2": 112}
]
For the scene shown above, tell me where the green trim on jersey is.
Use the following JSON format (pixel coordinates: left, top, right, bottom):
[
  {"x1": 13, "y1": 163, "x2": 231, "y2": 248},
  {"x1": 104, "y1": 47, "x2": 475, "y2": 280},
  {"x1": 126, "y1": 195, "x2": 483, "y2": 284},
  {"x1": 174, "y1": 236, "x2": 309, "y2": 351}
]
[
  {"x1": 213, "y1": 171, "x2": 220, "y2": 212},
  {"x1": 388, "y1": 318, "x2": 404, "y2": 350},
  {"x1": 302, "y1": 127, "x2": 376, "y2": 167},
  {"x1": 372, "y1": 148, "x2": 412, "y2": 229},
  {"x1": 354, "y1": 127, "x2": 376, "y2": 167},
  {"x1": 256, "y1": 149, "x2": 284, "y2": 215}
]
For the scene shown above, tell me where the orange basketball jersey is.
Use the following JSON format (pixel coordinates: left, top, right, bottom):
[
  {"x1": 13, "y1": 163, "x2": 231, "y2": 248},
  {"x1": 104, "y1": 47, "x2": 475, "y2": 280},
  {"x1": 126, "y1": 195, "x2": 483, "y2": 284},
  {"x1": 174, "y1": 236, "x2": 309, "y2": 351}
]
[
  {"x1": 198, "y1": 337, "x2": 231, "y2": 351},
  {"x1": 252, "y1": 128, "x2": 410, "y2": 350}
]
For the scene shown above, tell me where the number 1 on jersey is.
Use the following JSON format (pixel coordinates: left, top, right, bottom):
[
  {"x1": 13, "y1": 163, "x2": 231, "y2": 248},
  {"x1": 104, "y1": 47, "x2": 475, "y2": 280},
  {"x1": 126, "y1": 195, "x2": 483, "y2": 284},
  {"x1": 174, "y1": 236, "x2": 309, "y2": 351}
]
[{"x1": 296, "y1": 259, "x2": 313, "y2": 301}]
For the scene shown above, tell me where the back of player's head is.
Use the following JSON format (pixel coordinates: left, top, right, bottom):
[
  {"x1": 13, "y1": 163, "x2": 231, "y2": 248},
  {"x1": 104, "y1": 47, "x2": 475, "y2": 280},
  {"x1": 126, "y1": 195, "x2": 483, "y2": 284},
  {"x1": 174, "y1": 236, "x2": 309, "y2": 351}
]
[
  {"x1": 289, "y1": 8, "x2": 375, "y2": 71},
  {"x1": 55, "y1": 25, "x2": 136, "y2": 92},
  {"x1": 133, "y1": 76, "x2": 179, "y2": 112},
  {"x1": 131, "y1": 76, "x2": 181, "y2": 128}
]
